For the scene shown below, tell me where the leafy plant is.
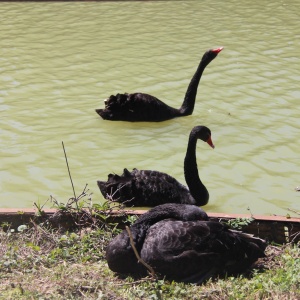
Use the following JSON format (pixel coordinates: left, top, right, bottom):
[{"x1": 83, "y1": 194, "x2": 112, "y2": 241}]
[{"x1": 226, "y1": 217, "x2": 254, "y2": 230}]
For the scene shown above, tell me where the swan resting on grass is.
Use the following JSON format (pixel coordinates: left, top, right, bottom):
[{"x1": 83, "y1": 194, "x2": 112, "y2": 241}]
[{"x1": 106, "y1": 203, "x2": 267, "y2": 284}]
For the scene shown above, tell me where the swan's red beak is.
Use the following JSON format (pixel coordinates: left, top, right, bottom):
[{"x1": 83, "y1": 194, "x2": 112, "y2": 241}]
[
  {"x1": 212, "y1": 47, "x2": 224, "y2": 54},
  {"x1": 206, "y1": 136, "x2": 215, "y2": 149}
]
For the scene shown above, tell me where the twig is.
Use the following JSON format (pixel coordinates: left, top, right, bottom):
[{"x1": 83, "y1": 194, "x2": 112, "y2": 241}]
[
  {"x1": 62, "y1": 141, "x2": 77, "y2": 206},
  {"x1": 290, "y1": 231, "x2": 300, "y2": 244},
  {"x1": 247, "y1": 206, "x2": 254, "y2": 218},
  {"x1": 125, "y1": 226, "x2": 156, "y2": 279}
]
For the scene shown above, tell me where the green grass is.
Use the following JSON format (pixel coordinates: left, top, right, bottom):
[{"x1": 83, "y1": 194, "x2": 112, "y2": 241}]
[{"x1": 1, "y1": 221, "x2": 300, "y2": 300}]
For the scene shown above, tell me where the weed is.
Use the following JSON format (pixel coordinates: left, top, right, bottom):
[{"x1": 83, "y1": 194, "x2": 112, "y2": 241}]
[{"x1": 226, "y1": 217, "x2": 254, "y2": 230}]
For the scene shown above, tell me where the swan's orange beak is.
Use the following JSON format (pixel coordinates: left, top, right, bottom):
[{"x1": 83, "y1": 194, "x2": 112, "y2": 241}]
[
  {"x1": 206, "y1": 136, "x2": 215, "y2": 149},
  {"x1": 212, "y1": 47, "x2": 224, "y2": 54}
]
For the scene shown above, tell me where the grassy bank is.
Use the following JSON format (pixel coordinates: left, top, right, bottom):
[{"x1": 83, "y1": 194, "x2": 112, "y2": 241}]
[
  {"x1": 1, "y1": 215, "x2": 300, "y2": 300},
  {"x1": 1, "y1": 187, "x2": 300, "y2": 299}
]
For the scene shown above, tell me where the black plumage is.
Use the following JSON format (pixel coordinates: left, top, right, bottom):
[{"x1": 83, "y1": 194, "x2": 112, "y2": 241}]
[
  {"x1": 97, "y1": 125, "x2": 214, "y2": 207},
  {"x1": 106, "y1": 203, "x2": 267, "y2": 284},
  {"x1": 95, "y1": 47, "x2": 223, "y2": 122}
]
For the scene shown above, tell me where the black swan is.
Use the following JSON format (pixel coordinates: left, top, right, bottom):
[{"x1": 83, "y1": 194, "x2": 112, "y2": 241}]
[
  {"x1": 97, "y1": 125, "x2": 214, "y2": 207},
  {"x1": 95, "y1": 47, "x2": 223, "y2": 122},
  {"x1": 106, "y1": 203, "x2": 267, "y2": 284}
]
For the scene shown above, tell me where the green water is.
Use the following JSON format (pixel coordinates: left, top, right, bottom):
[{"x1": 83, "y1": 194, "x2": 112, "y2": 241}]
[{"x1": 1, "y1": 1, "x2": 300, "y2": 216}]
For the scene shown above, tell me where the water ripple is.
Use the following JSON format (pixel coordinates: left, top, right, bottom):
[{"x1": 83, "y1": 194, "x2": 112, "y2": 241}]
[{"x1": 0, "y1": 1, "x2": 299, "y2": 216}]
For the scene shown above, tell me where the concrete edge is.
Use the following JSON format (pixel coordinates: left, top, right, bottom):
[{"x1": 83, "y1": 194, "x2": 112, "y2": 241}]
[{"x1": 1, "y1": 208, "x2": 299, "y2": 223}]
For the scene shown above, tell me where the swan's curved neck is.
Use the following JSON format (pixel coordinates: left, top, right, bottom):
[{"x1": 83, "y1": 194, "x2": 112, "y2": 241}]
[
  {"x1": 179, "y1": 57, "x2": 212, "y2": 116},
  {"x1": 184, "y1": 135, "x2": 209, "y2": 206}
]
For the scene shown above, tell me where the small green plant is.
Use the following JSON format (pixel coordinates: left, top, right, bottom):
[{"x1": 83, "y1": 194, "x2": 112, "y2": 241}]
[
  {"x1": 1, "y1": 222, "x2": 11, "y2": 230},
  {"x1": 226, "y1": 217, "x2": 254, "y2": 230},
  {"x1": 126, "y1": 214, "x2": 138, "y2": 225}
]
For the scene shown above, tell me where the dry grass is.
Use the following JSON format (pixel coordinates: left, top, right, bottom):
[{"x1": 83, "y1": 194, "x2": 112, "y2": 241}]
[{"x1": 1, "y1": 219, "x2": 300, "y2": 300}]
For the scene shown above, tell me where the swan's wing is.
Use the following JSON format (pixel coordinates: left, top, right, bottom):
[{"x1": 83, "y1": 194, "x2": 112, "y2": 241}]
[
  {"x1": 99, "y1": 168, "x2": 194, "y2": 206},
  {"x1": 141, "y1": 220, "x2": 266, "y2": 284},
  {"x1": 96, "y1": 93, "x2": 179, "y2": 121},
  {"x1": 129, "y1": 169, "x2": 193, "y2": 206}
]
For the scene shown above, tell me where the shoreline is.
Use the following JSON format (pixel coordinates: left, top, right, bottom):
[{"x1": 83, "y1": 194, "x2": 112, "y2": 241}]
[{"x1": 1, "y1": 208, "x2": 300, "y2": 244}]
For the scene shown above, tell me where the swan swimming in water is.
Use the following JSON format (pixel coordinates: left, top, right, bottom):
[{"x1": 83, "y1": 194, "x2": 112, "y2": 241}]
[
  {"x1": 106, "y1": 203, "x2": 267, "y2": 284},
  {"x1": 98, "y1": 125, "x2": 214, "y2": 207},
  {"x1": 96, "y1": 47, "x2": 223, "y2": 122}
]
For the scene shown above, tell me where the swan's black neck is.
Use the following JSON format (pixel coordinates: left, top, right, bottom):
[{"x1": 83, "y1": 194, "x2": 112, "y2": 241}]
[
  {"x1": 134, "y1": 203, "x2": 208, "y2": 228},
  {"x1": 179, "y1": 54, "x2": 215, "y2": 116},
  {"x1": 184, "y1": 133, "x2": 209, "y2": 206}
]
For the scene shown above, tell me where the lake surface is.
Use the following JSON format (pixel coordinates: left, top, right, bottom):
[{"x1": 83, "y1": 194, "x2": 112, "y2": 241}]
[{"x1": 1, "y1": 1, "x2": 300, "y2": 216}]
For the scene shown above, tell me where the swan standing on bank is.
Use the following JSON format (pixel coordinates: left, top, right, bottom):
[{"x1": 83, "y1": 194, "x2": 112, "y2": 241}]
[
  {"x1": 96, "y1": 47, "x2": 223, "y2": 122},
  {"x1": 97, "y1": 126, "x2": 214, "y2": 207}
]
